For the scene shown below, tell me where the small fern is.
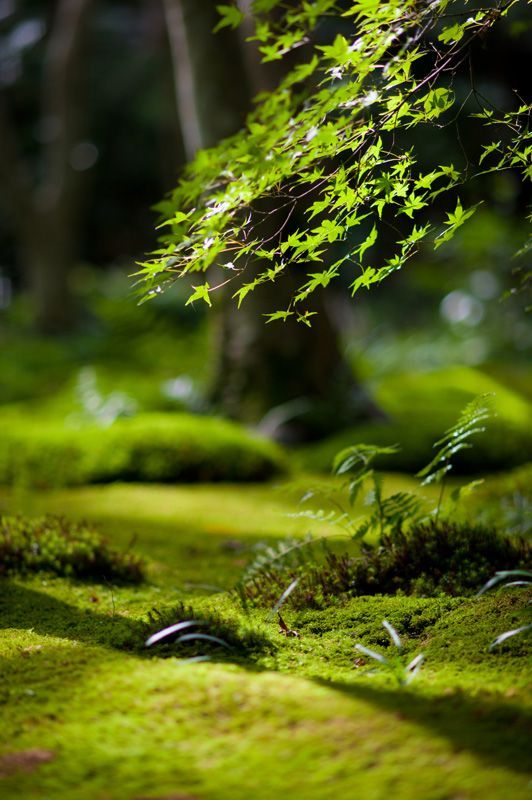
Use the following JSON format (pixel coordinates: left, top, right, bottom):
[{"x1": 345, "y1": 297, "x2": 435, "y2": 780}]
[
  {"x1": 417, "y1": 394, "x2": 493, "y2": 519},
  {"x1": 235, "y1": 534, "x2": 319, "y2": 610},
  {"x1": 241, "y1": 534, "x2": 317, "y2": 584},
  {"x1": 333, "y1": 444, "x2": 398, "y2": 504},
  {"x1": 236, "y1": 396, "x2": 500, "y2": 611},
  {"x1": 332, "y1": 444, "x2": 425, "y2": 540}
]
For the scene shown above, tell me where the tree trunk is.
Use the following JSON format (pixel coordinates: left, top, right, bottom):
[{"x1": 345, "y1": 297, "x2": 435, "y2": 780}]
[
  {"x1": 165, "y1": 0, "x2": 250, "y2": 151},
  {"x1": 210, "y1": 273, "x2": 383, "y2": 441},
  {"x1": 0, "y1": 0, "x2": 95, "y2": 334},
  {"x1": 22, "y1": 208, "x2": 77, "y2": 334}
]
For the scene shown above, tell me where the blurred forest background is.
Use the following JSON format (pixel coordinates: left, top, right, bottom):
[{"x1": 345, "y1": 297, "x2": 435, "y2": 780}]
[{"x1": 0, "y1": 0, "x2": 530, "y2": 476}]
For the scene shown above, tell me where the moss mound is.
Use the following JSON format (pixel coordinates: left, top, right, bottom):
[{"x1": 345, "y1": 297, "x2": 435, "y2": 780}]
[
  {"x1": 301, "y1": 366, "x2": 532, "y2": 473},
  {"x1": 0, "y1": 412, "x2": 287, "y2": 488},
  {"x1": 292, "y1": 592, "x2": 531, "y2": 663},
  {"x1": 240, "y1": 521, "x2": 531, "y2": 609},
  {"x1": 345, "y1": 520, "x2": 531, "y2": 596},
  {"x1": 0, "y1": 515, "x2": 145, "y2": 583}
]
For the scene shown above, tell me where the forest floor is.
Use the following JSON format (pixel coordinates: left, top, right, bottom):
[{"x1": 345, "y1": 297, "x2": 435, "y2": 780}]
[{"x1": 0, "y1": 477, "x2": 531, "y2": 800}]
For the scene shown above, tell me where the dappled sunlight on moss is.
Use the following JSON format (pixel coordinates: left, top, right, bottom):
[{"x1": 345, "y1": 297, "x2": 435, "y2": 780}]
[{"x1": 0, "y1": 476, "x2": 530, "y2": 800}]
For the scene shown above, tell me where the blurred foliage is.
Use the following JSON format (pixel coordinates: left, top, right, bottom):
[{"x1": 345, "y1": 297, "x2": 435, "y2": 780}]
[
  {"x1": 300, "y1": 366, "x2": 532, "y2": 474},
  {"x1": 0, "y1": 0, "x2": 181, "y2": 275},
  {"x1": 0, "y1": 267, "x2": 209, "y2": 407},
  {"x1": 1, "y1": 265, "x2": 530, "y2": 481},
  {"x1": 346, "y1": 208, "x2": 531, "y2": 379},
  {"x1": 473, "y1": 463, "x2": 532, "y2": 536},
  {"x1": 0, "y1": 2, "x2": 530, "y2": 486}
]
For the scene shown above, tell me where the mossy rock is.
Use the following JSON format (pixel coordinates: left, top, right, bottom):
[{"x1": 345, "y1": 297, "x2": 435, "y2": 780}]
[
  {"x1": 0, "y1": 412, "x2": 288, "y2": 488},
  {"x1": 300, "y1": 366, "x2": 532, "y2": 473}
]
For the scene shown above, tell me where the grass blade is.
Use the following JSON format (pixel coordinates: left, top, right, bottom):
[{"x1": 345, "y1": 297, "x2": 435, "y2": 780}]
[
  {"x1": 501, "y1": 581, "x2": 532, "y2": 589},
  {"x1": 267, "y1": 578, "x2": 299, "y2": 621},
  {"x1": 354, "y1": 643, "x2": 388, "y2": 665},
  {"x1": 176, "y1": 633, "x2": 234, "y2": 650},
  {"x1": 178, "y1": 655, "x2": 212, "y2": 664},
  {"x1": 145, "y1": 620, "x2": 206, "y2": 647},
  {"x1": 478, "y1": 570, "x2": 532, "y2": 595},
  {"x1": 382, "y1": 620, "x2": 402, "y2": 650},
  {"x1": 406, "y1": 653, "x2": 424, "y2": 671},
  {"x1": 489, "y1": 624, "x2": 532, "y2": 651}
]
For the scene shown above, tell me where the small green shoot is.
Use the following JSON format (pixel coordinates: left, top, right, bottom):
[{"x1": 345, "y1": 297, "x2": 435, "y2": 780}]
[
  {"x1": 417, "y1": 394, "x2": 493, "y2": 520},
  {"x1": 145, "y1": 618, "x2": 233, "y2": 659},
  {"x1": 477, "y1": 569, "x2": 532, "y2": 651},
  {"x1": 267, "y1": 578, "x2": 300, "y2": 621},
  {"x1": 355, "y1": 620, "x2": 424, "y2": 686}
]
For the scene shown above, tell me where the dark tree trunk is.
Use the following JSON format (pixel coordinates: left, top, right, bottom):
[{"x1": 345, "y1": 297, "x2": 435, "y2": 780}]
[
  {"x1": 22, "y1": 207, "x2": 77, "y2": 334},
  {"x1": 164, "y1": 0, "x2": 250, "y2": 154},
  {"x1": 0, "y1": 0, "x2": 95, "y2": 334},
  {"x1": 210, "y1": 274, "x2": 382, "y2": 441}
]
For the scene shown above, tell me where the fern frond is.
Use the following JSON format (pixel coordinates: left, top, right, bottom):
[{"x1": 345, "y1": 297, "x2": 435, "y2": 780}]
[
  {"x1": 417, "y1": 394, "x2": 493, "y2": 485},
  {"x1": 241, "y1": 534, "x2": 317, "y2": 583},
  {"x1": 333, "y1": 444, "x2": 399, "y2": 476},
  {"x1": 381, "y1": 492, "x2": 425, "y2": 527}
]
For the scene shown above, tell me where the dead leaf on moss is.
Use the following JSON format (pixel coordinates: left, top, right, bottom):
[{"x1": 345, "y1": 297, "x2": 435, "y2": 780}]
[
  {"x1": 278, "y1": 612, "x2": 300, "y2": 638},
  {"x1": 0, "y1": 748, "x2": 55, "y2": 778},
  {"x1": 20, "y1": 645, "x2": 43, "y2": 657}
]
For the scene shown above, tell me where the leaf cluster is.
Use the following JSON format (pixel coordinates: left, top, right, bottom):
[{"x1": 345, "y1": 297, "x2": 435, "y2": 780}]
[{"x1": 136, "y1": 0, "x2": 530, "y2": 319}]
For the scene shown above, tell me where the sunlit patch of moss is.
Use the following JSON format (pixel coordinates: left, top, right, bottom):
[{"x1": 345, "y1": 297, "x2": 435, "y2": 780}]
[
  {"x1": 1, "y1": 580, "x2": 530, "y2": 800},
  {"x1": 0, "y1": 412, "x2": 288, "y2": 489}
]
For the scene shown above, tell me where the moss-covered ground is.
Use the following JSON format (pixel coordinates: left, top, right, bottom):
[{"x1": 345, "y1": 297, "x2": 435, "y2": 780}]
[{"x1": 1, "y1": 475, "x2": 531, "y2": 800}]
